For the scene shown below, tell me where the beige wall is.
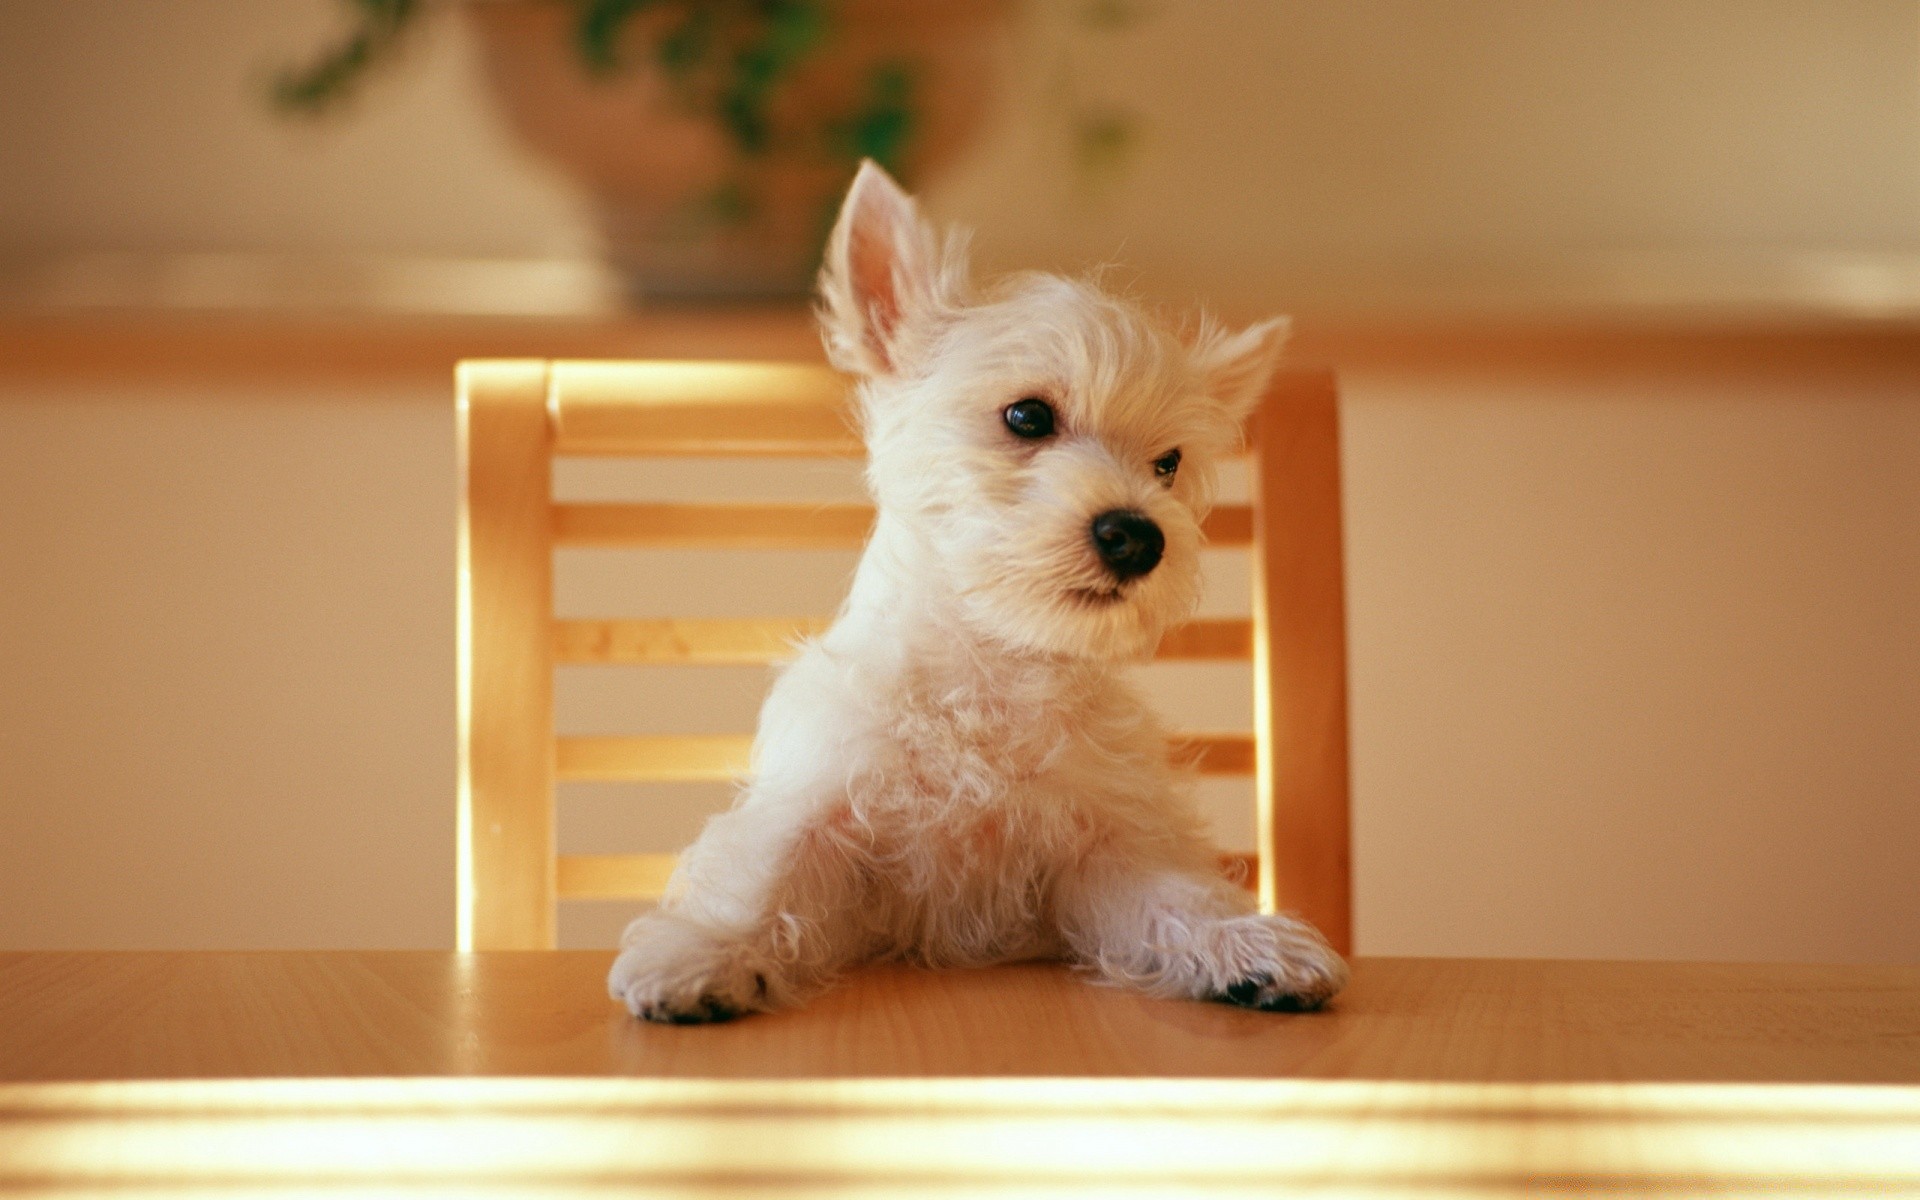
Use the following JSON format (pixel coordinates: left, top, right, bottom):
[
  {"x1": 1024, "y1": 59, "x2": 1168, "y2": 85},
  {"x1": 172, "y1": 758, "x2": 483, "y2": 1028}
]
[
  {"x1": 0, "y1": 386, "x2": 457, "y2": 948},
  {"x1": 1345, "y1": 364, "x2": 1920, "y2": 961},
  {"x1": 0, "y1": 0, "x2": 589, "y2": 259}
]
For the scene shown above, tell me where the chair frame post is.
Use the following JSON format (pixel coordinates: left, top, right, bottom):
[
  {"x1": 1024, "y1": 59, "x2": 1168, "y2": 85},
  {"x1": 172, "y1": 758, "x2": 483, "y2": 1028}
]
[
  {"x1": 457, "y1": 360, "x2": 557, "y2": 950},
  {"x1": 1250, "y1": 372, "x2": 1354, "y2": 955}
]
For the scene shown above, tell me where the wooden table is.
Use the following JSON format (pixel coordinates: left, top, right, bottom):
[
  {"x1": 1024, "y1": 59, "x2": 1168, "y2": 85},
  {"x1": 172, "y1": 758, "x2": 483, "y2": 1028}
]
[{"x1": 3, "y1": 952, "x2": 1918, "y2": 1195}]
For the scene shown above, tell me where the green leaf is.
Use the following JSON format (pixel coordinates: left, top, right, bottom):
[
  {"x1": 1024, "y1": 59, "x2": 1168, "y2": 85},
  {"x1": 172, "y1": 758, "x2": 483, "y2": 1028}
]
[
  {"x1": 574, "y1": 0, "x2": 664, "y2": 77},
  {"x1": 844, "y1": 61, "x2": 915, "y2": 173},
  {"x1": 655, "y1": 6, "x2": 717, "y2": 79},
  {"x1": 269, "y1": 0, "x2": 420, "y2": 115}
]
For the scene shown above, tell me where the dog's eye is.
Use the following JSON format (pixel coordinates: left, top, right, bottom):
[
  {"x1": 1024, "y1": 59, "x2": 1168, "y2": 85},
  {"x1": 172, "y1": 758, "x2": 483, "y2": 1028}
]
[
  {"x1": 1003, "y1": 398, "x2": 1055, "y2": 440},
  {"x1": 1153, "y1": 448, "x2": 1182, "y2": 481}
]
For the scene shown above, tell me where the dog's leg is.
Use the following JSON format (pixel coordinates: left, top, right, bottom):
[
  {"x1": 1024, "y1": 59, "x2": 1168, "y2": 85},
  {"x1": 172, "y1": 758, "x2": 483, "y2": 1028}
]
[
  {"x1": 607, "y1": 796, "x2": 867, "y2": 1023},
  {"x1": 1056, "y1": 856, "x2": 1348, "y2": 1011}
]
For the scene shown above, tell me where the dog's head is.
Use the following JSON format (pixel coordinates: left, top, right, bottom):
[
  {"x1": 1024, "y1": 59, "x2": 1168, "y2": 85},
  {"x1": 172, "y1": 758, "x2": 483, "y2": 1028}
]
[{"x1": 817, "y1": 161, "x2": 1287, "y2": 660}]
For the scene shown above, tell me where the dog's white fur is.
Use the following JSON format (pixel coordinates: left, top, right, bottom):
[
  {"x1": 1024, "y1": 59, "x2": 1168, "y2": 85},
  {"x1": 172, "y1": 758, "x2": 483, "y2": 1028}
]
[{"x1": 609, "y1": 162, "x2": 1348, "y2": 1022}]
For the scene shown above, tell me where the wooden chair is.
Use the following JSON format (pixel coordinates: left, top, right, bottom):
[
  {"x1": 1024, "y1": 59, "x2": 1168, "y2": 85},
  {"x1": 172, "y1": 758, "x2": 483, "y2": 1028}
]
[{"x1": 457, "y1": 360, "x2": 1352, "y2": 954}]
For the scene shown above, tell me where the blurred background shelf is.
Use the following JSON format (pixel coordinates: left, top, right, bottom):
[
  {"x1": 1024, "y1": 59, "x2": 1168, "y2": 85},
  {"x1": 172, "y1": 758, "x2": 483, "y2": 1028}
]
[{"x1": 7, "y1": 279, "x2": 1920, "y2": 388}]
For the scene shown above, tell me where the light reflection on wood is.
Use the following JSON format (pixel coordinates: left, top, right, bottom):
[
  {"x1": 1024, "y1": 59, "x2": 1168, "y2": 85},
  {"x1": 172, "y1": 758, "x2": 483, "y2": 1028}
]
[{"x1": 2, "y1": 1077, "x2": 1916, "y2": 1195}]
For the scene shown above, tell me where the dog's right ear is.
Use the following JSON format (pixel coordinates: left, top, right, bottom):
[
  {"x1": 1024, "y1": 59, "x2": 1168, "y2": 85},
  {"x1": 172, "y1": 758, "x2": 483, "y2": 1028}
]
[{"x1": 817, "y1": 159, "x2": 961, "y2": 378}]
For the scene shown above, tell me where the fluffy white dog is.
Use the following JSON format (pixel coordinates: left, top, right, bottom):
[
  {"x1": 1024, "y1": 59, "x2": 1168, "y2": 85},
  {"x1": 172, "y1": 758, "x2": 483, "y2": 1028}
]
[{"x1": 609, "y1": 162, "x2": 1348, "y2": 1022}]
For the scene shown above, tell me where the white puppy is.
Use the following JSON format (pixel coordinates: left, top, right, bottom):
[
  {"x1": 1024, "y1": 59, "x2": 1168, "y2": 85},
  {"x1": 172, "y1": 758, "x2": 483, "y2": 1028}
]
[{"x1": 609, "y1": 161, "x2": 1348, "y2": 1022}]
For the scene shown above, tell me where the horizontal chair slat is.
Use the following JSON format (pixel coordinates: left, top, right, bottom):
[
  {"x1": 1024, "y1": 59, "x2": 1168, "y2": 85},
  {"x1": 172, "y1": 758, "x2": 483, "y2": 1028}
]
[
  {"x1": 559, "y1": 735, "x2": 750, "y2": 782},
  {"x1": 550, "y1": 361, "x2": 859, "y2": 457},
  {"x1": 557, "y1": 851, "x2": 1256, "y2": 901},
  {"x1": 557, "y1": 852, "x2": 678, "y2": 901},
  {"x1": 1219, "y1": 850, "x2": 1258, "y2": 892},
  {"x1": 554, "y1": 503, "x2": 874, "y2": 548},
  {"x1": 542, "y1": 360, "x2": 1334, "y2": 458},
  {"x1": 554, "y1": 503, "x2": 1254, "y2": 549},
  {"x1": 1156, "y1": 619, "x2": 1254, "y2": 660},
  {"x1": 1173, "y1": 733, "x2": 1257, "y2": 776},
  {"x1": 555, "y1": 617, "x2": 827, "y2": 665},
  {"x1": 1203, "y1": 505, "x2": 1252, "y2": 546},
  {"x1": 556, "y1": 732, "x2": 1255, "y2": 783},
  {"x1": 555, "y1": 617, "x2": 1253, "y2": 665}
]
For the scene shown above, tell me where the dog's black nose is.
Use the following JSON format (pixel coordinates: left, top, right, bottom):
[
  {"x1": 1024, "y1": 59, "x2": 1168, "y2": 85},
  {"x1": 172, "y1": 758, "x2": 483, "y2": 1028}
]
[{"x1": 1090, "y1": 509, "x2": 1164, "y2": 580}]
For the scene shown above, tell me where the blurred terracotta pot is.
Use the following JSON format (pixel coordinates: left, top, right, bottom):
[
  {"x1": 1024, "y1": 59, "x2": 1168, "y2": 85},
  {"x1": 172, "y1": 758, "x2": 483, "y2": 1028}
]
[{"x1": 464, "y1": 0, "x2": 1008, "y2": 301}]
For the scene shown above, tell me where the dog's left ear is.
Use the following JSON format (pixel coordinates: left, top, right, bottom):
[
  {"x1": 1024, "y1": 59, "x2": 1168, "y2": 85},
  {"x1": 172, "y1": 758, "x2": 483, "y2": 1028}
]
[
  {"x1": 1195, "y1": 316, "x2": 1291, "y2": 426},
  {"x1": 817, "y1": 159, "x2": 964, "y2": 378}
]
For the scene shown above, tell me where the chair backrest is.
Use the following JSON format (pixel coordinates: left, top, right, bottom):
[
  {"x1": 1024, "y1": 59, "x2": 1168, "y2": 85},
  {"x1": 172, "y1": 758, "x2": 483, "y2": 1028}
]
[{"x1": 457, "y1": 360, "x2": 1352, "y2": 954}]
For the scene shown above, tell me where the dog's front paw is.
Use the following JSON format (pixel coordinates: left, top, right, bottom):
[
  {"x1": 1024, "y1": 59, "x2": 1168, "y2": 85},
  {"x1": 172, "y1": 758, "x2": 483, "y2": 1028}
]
[
  {"x1": 608, "y1": 916, "x2": 773, "y2": 1024},
  {"x1": 1207, "y1": 914, "x2": 1349, "y2": 1013}
]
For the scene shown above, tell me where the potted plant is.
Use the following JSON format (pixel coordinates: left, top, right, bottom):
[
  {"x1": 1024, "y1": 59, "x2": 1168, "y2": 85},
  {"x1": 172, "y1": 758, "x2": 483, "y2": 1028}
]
[{"x1": 279, "y1": 0, "x2": 1010, "y2": 300}]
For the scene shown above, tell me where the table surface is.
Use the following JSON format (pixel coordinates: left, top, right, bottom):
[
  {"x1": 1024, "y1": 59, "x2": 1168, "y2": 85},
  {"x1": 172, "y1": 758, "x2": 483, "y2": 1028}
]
[
  {"x1": 3, "y1": 951, "x2": 1917, "y2": 1083},
  {"x1": 5, "y1": 953, "x2": 1919, "y2": 1197}
]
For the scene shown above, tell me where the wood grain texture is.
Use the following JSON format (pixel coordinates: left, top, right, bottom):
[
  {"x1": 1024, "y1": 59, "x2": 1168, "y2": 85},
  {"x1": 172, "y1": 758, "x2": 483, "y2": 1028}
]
[
  {"x1": 554, "y1": 502, "x2": 1255, "y2": 547},
  {"x1": 2, "y1": 953, "x2": 1916, "y2": 1083},
  {"x1": 457, "y1": 361, "x2": 557, "y2": 952},
  {"x1": 556, "y1": 734, "x2": 751, "y2": 782},
  {"x1": 549, "y1": 360, "x2": 859, "y2": 456},
  {"x1": 11, "y1": 953, "x2": 1920, "y2": 1200},
  {"x1": 552, "y1": 501, "x2": 876, "y2": 548},
  {"x1": 5, "y1": 1075, "x2": 1918, "y2": 1198},
  {"x1": 553, "y1": 617, "x2": 1254, "y2": 664},
  {"x1": 1251, "y1": 370, "x2": 1354, "y2": 955}
]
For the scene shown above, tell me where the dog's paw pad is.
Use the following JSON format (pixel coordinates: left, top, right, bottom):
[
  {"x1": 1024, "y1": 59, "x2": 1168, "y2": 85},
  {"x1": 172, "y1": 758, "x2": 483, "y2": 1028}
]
[
  {"x1": 1213, "y1": 975, "x2": 1326, "y2": 1013},
  {"x1": 642, "y1": 994, "x2": 739, "y2": 1025},
  {"x1": 1220, "y1": 978, "x2": 1264, "y2": 1006}
]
